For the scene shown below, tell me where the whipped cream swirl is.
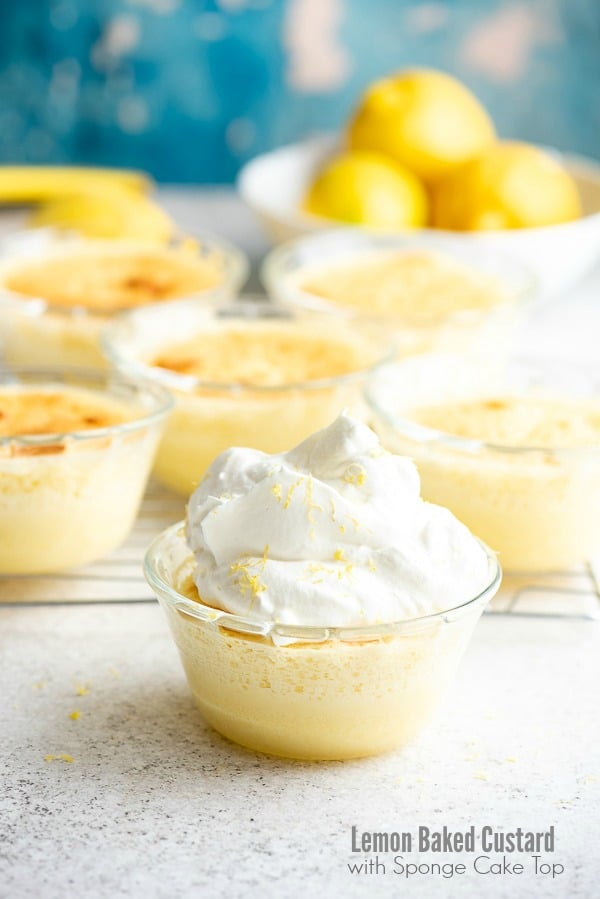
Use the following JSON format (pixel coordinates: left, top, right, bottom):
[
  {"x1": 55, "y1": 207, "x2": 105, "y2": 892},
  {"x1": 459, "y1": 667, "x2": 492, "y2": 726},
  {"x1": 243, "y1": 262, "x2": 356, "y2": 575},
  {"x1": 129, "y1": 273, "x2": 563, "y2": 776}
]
[{"x1": 186, "y1": 415, "x2": 491, "y2": 627}]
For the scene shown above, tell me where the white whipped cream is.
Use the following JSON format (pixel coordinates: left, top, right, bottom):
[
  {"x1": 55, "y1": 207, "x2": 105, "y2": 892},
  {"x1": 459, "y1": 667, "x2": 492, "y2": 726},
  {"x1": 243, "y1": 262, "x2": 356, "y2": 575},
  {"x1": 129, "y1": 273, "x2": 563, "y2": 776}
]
[{"x1": 186, "y1": 415, "x2": 491, "y2": 627}]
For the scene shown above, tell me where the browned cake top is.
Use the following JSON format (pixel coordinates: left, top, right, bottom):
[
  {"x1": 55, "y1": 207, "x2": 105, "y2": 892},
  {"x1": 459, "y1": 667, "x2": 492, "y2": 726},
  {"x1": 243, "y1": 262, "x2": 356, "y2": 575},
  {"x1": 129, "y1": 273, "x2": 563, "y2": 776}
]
[
  {"x1": 4, "y1": 244, "x2": 222, "y2": 313},
  {"x1": 0, "y1": 387, "x2": 132, "y2": 438},
  {"x1": 150, "y1": 324, "x2": 376, "y2": 386}
]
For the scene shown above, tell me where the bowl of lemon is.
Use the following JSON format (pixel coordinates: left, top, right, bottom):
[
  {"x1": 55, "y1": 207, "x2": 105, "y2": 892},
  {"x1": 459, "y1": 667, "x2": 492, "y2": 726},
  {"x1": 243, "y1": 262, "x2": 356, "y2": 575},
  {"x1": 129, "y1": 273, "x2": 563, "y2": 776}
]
[{"x1": 238, "y1": 68, "x2": 600, "y2": 295}]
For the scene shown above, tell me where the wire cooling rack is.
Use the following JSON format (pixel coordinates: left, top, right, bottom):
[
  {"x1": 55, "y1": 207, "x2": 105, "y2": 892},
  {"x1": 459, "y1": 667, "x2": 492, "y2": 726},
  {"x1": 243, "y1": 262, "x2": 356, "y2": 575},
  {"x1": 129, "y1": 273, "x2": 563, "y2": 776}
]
[
  {"x1": 1, "y1": 482, "x2": 599, "y2": 619},
  {"x1": 489, "y1": 564, "x2": 600, "y2": 620}
]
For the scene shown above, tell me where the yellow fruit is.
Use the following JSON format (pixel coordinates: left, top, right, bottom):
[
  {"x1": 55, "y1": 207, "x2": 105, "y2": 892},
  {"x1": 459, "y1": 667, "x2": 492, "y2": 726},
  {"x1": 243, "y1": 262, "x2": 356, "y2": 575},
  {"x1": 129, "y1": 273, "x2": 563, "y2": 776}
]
[
  {"x1": 0, "y1": 166, "x2": 152, "y2": 204},
  {"x1": 304, "y1": 151, "x2": 428, "y2": 229},
  {"x1": 348, "y1": 69, "x2": 496, "y2": 184},
  {"x1": 432, "y1": 142, "x2": 582, "y2": 230},
  {"x1": 29, "y1": 184, "x2": 174, "y2": 243}
]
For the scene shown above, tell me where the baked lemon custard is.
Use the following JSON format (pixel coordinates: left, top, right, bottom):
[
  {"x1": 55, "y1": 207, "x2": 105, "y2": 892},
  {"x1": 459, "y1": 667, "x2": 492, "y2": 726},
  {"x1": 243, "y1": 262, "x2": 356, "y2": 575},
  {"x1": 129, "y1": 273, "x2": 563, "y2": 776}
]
[
  {"x1": 0, "y1": 375, "x2": 170, "y2": 574},
  {"x1": 103, "y1": 299, "x2": 390, "y2": 496},
  {"x1": 371, "y1": 378, "x2": 600, "y2": 572},
  {"x1": 0, "y1": 235, "x2": 246, "y2": 368},
  {"x1": 145, "y1": 415, "x2": 500, "y2": 759}
]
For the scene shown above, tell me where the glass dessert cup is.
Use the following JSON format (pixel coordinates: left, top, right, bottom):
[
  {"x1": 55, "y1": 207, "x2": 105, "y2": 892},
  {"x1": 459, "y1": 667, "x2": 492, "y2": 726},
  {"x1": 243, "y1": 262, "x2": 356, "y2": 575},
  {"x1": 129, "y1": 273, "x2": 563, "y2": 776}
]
[
  {"x1": 262, "y1": 229, "x2": 535, "y2": 359},
  {"x1": 368, "y1": 354, "x2": 600, "y2": 572},
  {"x1": 145, "y1": 522, "x2": 501, "y2": 761},
  {"x1": 0, "y1": 367, "x2": 172, "y2": 575},
  {"x1": 0, "y1": 228, "x2": 248, "y2": 369},
  {"x1": 103, "y1": 297, "x2": 394, "y2": 496}
]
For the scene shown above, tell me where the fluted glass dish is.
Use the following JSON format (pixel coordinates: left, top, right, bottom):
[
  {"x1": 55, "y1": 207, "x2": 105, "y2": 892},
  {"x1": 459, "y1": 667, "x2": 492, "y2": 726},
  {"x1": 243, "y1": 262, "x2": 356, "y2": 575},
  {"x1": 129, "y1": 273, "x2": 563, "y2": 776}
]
[
  {"x1": 145, "y1": 522, "x2": 501, "y2": 760},
  {"x1": 263, "y1": 229, "x2": 535, "y2": 358},
  {"x1": 0, "y1": 366, "x2": 172, "y2": 574},
  {"x1": 103, "y1": 296, "x2": 394, "y2": 496},
  {"x1": 368, "y1": 354, "x2": 600, "y2": 572}
]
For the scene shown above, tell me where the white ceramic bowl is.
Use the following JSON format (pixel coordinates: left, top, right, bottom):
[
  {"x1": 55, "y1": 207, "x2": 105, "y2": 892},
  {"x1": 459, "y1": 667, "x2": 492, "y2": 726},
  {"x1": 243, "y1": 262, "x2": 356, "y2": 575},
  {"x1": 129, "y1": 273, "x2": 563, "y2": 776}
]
[{"x1": 238, "y1": 135, "x2": 600, "y2": 297}]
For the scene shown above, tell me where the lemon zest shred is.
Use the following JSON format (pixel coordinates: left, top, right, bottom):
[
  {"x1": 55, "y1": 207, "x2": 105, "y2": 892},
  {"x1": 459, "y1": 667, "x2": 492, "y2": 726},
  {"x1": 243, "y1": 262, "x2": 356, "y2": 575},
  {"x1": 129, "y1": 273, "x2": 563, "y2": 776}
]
[
  {"x1": 342, "y1": 463, "x2": 366, "y2": 487},
  {"x1": 283, "y1": 477, "x2": 303, "y2": 509},
  {"x1": 260, "y1": 544, "x2": 269, "y2": 569}
]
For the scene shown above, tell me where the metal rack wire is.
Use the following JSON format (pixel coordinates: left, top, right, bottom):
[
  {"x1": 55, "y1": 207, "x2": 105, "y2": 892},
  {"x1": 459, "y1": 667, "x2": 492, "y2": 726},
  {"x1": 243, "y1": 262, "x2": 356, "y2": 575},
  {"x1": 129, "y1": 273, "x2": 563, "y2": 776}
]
[
  {"x1": 1, "y1": 482, "x2": 599, "y2": 619},
  {"x1": 489, "y1": 562, "x2": 600, "y2": 620}
]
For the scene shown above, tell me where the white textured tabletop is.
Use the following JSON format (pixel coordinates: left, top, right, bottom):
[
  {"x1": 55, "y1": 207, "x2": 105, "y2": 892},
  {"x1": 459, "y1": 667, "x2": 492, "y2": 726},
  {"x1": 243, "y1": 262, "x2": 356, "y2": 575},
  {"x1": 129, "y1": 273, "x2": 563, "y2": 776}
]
[{"x1": 1, "y1": 190, "x2": 600, "y2": 899}]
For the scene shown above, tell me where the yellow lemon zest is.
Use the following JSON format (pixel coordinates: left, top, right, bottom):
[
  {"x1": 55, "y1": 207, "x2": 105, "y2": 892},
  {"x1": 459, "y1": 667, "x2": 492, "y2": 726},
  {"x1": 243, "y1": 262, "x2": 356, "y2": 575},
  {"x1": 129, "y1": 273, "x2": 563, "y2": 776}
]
[
  {"x1": 283, "y1": 477, "x2": 303, "y2": 509},
  {"x1": 343, "y1": 463, "x2": 367, "y2": 487}
]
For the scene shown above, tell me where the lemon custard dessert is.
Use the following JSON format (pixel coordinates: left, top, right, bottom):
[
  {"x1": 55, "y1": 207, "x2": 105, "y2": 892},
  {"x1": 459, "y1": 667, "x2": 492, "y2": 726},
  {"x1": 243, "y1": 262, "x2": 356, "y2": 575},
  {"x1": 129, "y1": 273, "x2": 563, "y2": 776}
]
[
  {"x1": 265, "y1": 233, "x2": 532, "y2": 357},
  {"x1": 295, "y1": 249, "x2": 510, "y2": 322},
  {"x1": 2, "y1": 242, "x2": 223, "y2": 313},
  {"x1": 0, "y1": 371, "x2": 170, "y2": 575},
  {"x1": 0, "y1": 233, "x2": 247, "y2": 368},
  {"x1": 369, "y1": 362, "x2": 600, "y2": 572},
  {"x1": 104, "y1": 299, "x2": 390, "y2": 496},
  {"x1": 145, "y1": 415, "x2": 500, "y2": 760}
]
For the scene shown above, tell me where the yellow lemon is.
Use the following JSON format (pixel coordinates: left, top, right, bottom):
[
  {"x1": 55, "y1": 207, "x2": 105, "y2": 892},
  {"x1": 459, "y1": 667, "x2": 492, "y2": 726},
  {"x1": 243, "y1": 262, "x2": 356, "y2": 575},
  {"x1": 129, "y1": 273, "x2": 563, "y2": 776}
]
[
  {"x1": 304, "y1": 151, "x2": 428, "y2": 229},
  {"x1": 0, "y1": 166, "x2": 151, "y2": 203},
  {"x1": 432, "y1": 142, "x2": 582, "y2": 230},
  {"x1": 348, "y1": 69, "x2": 496, "y2": 184},
  {"x1": 30, "y1": 183, "x2": 174, "y2": 242}
]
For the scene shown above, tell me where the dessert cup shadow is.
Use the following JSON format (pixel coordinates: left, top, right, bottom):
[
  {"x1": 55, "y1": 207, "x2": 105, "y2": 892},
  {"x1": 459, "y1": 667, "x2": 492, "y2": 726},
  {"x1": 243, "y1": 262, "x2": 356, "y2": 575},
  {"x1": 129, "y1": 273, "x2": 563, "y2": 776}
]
[{"x1": 33, "y1": 675, "x2": 394, "y2": 777}]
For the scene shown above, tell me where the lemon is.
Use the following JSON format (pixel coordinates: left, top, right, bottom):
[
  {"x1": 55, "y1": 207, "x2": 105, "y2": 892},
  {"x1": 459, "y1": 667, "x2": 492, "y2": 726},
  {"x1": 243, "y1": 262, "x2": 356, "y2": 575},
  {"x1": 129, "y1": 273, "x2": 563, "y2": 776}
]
[
  {"x1": 348, "y1": 69, "x2": 496, "y2": 184},
  {"x1": 304, "y1": 151, "x2": 428, "y2": 229},
  {"x1": 30, "y1": 183, "x2": 174, "y2": 242},
  {"x1": 431, "y1": 142, "x2": 582, "y2": 230},
  {"x1": 0, "y1": 166, "x2": 151, "y2": 203}
]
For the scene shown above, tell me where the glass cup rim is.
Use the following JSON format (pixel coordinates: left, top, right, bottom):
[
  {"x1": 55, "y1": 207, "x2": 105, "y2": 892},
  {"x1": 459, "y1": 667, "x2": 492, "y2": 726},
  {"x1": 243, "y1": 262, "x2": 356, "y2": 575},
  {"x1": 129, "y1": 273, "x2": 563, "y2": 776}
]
[
  {"x1": 102, "y1": 295, "x2": 397, "y2": 394},
  {"x1": 0, "y1": 227, "x2": 249, "y2": 319},
  {"x1": 0, "y1": 364, "x2": 174, "y2": 449},
  {"x1": 261, "y1": 227, "x2": 537, "y2": 325},
  {"x1": 366, "y1": 355, "x2": 600, "y2": 458},
  {"x1": 144, "y1": 521, "x2": 502, "y2": 642}
]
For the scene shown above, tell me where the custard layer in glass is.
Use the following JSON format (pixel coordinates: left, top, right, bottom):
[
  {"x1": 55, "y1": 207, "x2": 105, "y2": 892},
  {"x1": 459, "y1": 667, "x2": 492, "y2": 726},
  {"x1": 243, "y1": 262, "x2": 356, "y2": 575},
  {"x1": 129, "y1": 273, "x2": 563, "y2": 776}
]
[
  {"x1": 146, "y1": 525, "x2": 498, "y2": 760},
  {"x1": 374, "y1": 388, "x2": 600, "y2": 572},
  {"x1": 299, "y1": 251, "x2": 518, "y2": 356},
  {"x1": 0, "y1": 377, "x2": 168, "y2": 574},
  {"x1": 264, "y1": 235, "x2": 533, "y2": 359},
  {"x1": 169, "y1": 604, "x2": 481, "y2": 760}
]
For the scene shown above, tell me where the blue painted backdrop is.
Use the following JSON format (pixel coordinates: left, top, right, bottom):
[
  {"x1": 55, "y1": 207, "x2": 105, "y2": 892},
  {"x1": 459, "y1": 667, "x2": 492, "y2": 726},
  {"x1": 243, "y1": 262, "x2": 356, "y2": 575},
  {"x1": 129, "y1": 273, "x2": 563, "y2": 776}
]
[{"x1": 0, "y1": 0, "x2": 598, "y2": 183}]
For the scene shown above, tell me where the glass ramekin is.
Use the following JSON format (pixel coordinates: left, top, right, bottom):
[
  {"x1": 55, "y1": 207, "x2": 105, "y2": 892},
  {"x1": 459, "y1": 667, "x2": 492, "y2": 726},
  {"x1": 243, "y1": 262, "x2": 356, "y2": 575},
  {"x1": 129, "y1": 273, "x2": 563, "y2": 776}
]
[
  {"x1": 102, "y1": 296, "x2": 394, "y2": 496},
  {"x1": 262, "y1": 229, "x2": 535, "y2": 358},
  {"x1": 0, "y1": 228, "x2": 249, "y2": 369},
  {"x1": 0, "y1": 366, "x2": 172, "y2": 574},
  {"x1": 145, "y1": 522, "x2": 501, "y2": 760},
  {"x1": 367, "y1": 354, "x2": 600, "y2": 572}
]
